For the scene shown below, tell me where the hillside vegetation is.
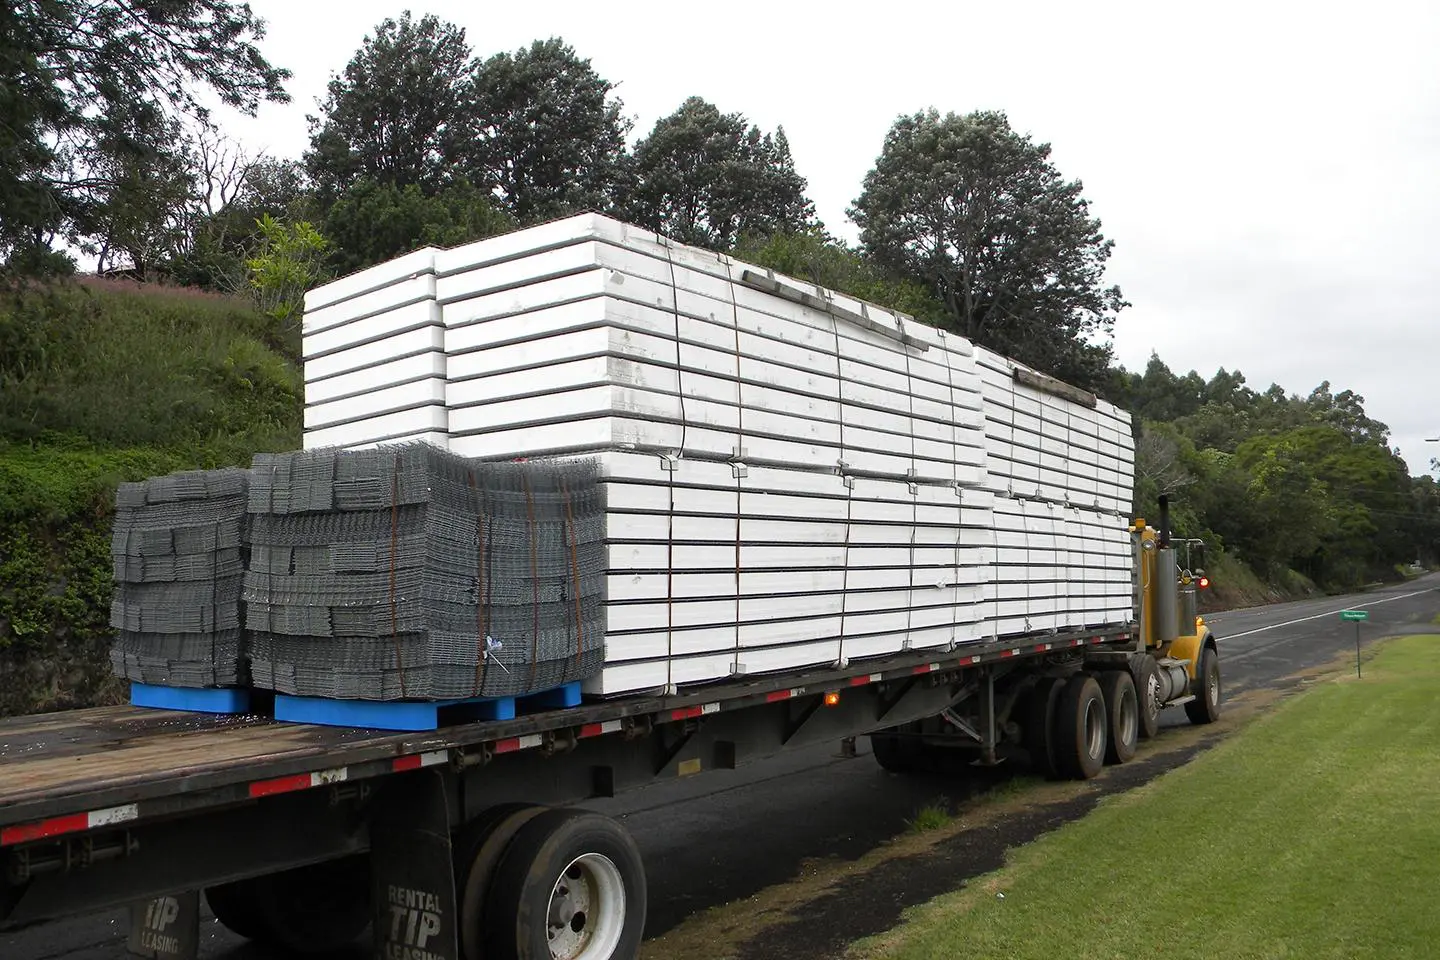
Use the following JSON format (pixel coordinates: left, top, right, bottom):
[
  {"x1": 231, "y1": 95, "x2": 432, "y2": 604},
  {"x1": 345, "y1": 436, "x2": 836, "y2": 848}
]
[{"x1": 0, "y1": 280, "x2": 299, "y2": 714}]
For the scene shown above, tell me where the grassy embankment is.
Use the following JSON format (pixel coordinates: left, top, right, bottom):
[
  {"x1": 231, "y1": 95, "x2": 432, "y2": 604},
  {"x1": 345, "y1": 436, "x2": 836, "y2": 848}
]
[
  {"x1": 0, "y1": 279, "x2": 299, "y2": 715},
  {"x1": 853, "y1": 633, "x2": 1440, "y2": 960}
]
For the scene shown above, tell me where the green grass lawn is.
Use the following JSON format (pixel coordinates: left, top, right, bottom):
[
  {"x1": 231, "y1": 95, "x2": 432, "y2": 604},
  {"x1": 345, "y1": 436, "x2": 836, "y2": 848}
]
[{"x1": 853, "y1": 635, "x2": 1440, "y2": 960}]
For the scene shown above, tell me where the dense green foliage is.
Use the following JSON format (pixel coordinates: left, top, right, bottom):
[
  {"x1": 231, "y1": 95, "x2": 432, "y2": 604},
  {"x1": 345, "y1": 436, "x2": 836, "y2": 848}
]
[
  {"x1": 1121, "y1": 356, "x2": 1440, "y2": 590},
  {"x1": 627, "y1": 97, "x2": 816, "y2": 249},
  {"x1": 322, "y1": 179, "x2": 513, "y2": 276},
  {"x1": 468, "y1": 38, "x2": 632, "y2": 223},
  {"x1": 0, "y1": 281, "x2": 300, "y2": 714},
  {"x1": 304, "y1": 12, "x2": 473, "y2": 201}
]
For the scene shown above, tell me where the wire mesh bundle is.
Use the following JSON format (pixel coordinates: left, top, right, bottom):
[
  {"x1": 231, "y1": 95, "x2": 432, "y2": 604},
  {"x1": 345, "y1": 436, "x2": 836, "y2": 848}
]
[
  {"x1": 108, "y1": 468, "x2": 251, "y2": 688},
  {"x1": 244, "y1": 443, "x2": 606, "y2": 700}
]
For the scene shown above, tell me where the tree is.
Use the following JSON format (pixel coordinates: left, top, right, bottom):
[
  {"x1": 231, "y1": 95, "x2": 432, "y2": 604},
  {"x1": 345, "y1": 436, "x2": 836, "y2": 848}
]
[
  {"x1": 851, "y1": 110, "x2": 1124, "y2": 388},
  {"x1": 628, "y1": 97, "x2": 816, "y2": 250},
  {"x1": 305, "y1": 12, "x2": 473, "y2": 200},
  {"x1": 323, "y1": 179, "x2": 513, "y2": 275},
  {"x1": 0, "y1": 0, "x2": 289, "y2": 273},
  {"x1": 170, "y1": 155, "x2": 315, "y2": 292},
  {"x1": 468, "y1": 38, "x2": 630, "y2": 223},
  {"x1": 85, "y1": 119, "x2": 198, "y2": 277},
  {"x1": 246, "y1": 216, "x2": 330, "y2": 333}
]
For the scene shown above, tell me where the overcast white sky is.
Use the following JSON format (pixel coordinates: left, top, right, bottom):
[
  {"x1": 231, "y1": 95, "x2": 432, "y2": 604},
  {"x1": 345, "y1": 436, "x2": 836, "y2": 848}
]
[{"x1": 224, "y1": 0, "x2": 1440, "y2": 475}]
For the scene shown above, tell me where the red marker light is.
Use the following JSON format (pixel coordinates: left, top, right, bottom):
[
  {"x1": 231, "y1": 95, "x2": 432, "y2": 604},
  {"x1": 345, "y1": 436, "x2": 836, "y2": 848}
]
[{"x1": 1198, "y1": 576, "x2": 1211, "y2": 589}]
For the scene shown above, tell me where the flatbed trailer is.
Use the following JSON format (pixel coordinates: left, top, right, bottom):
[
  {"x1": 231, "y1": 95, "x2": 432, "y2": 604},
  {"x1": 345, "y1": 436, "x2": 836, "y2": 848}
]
[{"x1": 0, "y1": 506, "x2": 1220, "y2": 960}]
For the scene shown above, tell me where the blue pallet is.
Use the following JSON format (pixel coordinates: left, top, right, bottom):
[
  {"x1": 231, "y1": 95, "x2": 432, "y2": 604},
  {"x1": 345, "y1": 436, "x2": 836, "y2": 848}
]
[
  {"x1": 131, "y1": 683, "x2": 251, "y2": 715},
  {"x1": 273, "y1": 681, "x2": 583, "y2": 732}
]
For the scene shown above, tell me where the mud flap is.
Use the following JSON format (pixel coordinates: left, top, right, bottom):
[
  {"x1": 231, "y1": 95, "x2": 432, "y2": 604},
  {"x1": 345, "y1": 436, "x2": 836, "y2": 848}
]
[
  {"x1": 370, "y1": 770, "x2": 460, "y2": 960},
  {"x1": 125, "y1": 892, "x2": 199, "y2": 960}
]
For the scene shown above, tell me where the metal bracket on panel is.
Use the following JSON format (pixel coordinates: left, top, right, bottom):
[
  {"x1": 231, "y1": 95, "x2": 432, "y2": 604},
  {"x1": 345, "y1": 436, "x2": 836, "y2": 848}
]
[
  {"x1": 841, "y1": 473, "x2": 856, "y2": 490},
  {"x1": 908, "y1": 482, "x2": 919, "y2": 496},
  {"x1": 730, "y1": 445, "x2": 748, "y2": 462},
  {"x1": 731, "y1": 462, "x2": 748, "y2": 479},
  {"x1": 834, "y1": 656, "x2": 850, "y2": 669},
  {"x1": 658, "y1": 454, "x2": 679, "y2": 474},
  {"x1": 660, "y1": 682, "x2": 679, "y2": 696},
  {"x1": 730, "y1": 662, "x2": 748, "y2": 677}
]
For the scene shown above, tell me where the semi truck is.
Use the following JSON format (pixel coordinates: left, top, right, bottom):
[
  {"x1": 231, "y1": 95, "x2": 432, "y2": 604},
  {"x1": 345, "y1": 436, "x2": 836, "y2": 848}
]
[{"x1": 0, "y1": 495, "x2": 1218, "y2": 960}]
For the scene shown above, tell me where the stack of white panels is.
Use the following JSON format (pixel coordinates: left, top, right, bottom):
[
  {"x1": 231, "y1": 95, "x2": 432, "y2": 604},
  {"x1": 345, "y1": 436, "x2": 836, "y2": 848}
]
[
  {"x1": 433, "y1": 222, "x2": 987, "y2": 486},
  {"x1": 973, "y1": 347, "x2": 1134, "y2": 514},
  {"x1": 301, "y1": 248, "x2": 448, "y2": 451},
  {"x1": 429, "y1": 216, "x2": 1004, "y2": 693},
  {"x1": 565, "y1": 452, "x2": 996, "y2": 693},
  {"x1": 296, "y1": 213, "x2": 1138, "y2": 697}
]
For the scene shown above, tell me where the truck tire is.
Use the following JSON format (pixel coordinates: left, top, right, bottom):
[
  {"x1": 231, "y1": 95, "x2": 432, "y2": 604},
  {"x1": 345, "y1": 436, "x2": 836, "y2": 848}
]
[
  {"x1": 484, "y1": 808, "x2": 646, "y2": 960},
  {"x1": 204, "y1": 880, "x2": 265, "y2": 941},
  {"x1": 203, "y1": 855, "x2": 370, "y2": 953},
  {"x1": 1185, "y1": 647, "x2": 1222, "y2": 725},
  {"x1": 1135, "y1": 654, "x2": 1162, "y2": 740},
  {"x1": 1054, "y1": 673, "x2": 1107, "y2": 781},
  {"x1": 457, "y1": 804, "x2": 549, "y2": 960},
  {"x1": 870, "y1": 728, "x2": 924, "y2": 774},
  {"x1": 1023, "y1": 677, "x2": 1064, "y2": 779},
  {"x1": 1098, "y1": 669, "x2": 1139, "y2": 765}
]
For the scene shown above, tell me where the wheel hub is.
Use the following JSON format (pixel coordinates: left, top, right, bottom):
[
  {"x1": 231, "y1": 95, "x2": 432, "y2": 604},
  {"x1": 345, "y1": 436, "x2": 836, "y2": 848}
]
[{"x1": 546, "y1": 853, "x2": 625, "y2": 960}]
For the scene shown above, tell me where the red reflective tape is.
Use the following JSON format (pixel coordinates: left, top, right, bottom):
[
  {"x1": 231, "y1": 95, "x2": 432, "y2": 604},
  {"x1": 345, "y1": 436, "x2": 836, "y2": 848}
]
[
  {"x1": 1034, "y1": 643, "x2": 1050, "y2": 653},
  {"x1": 961, "y1": 655, "x2": 982, "y2": 665},
  {"x1": 849, "y1": 675, "x2": 871, "y2": 686},
  {"x1": 393, "y1": 755, "x2": 423, "y2": 772},
  {"x1": 1071, "y1": 638, "x2": 1084, "y2": 647},
  {"x1": 912, "y1": 663, "x2": 941, "y2": 675},
  {"x1": 1090, "y1": 636, "x2": 1105, "y2": 644},
  {"x1": 1000, "y1": 648, "x2": 1018, "y2": 658},
  {"x1": 1, "y1": 812, "x2": 88, "y2": 846},
  {"x1": 766, "y1": 690, "x2": 792, "y2": 702},
  {"x1": 579, "y1": 720, "x2": 623, "y2": 739},
  {"x1": 494, "y1": 734, "x2": 542, "y2": 755},
  {"x1": 248, "y1": 773, "x2": 312, "y2": 798},
  {"x1": 671, "y1": 703, "x2": 719, "y2": 720}
]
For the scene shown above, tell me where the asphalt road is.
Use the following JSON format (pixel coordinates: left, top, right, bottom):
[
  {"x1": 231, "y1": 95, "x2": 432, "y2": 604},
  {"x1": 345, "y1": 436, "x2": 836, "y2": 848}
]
[{"x1": 6, "y1": 573, "x2": 1438, "y2": 959}]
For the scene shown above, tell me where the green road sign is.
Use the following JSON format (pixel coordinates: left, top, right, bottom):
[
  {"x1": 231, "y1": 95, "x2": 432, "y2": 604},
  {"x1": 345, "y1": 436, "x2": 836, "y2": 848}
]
[{"x1": 1340, "y1": 610, "x2": 1369, "y2": 622}]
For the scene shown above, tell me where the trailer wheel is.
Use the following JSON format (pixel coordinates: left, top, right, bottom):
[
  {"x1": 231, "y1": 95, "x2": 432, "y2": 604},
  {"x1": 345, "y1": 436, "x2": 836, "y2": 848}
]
[
  {"x1": 1098, "y1": 669, "x2": 1139, "y2": 765},
  {"x1": 1054, "y1": 673, "x2": 1107, "y2": 780},
  {"x1": 203, "y1": 855, "x2": 370, "y2": 953},
  {"x1": 458, "y1": 804, "x2": 549, "y2": 960},
  {"x1": 1023, "y1": 677, "x2": 1064, "y2": 779},
  {"x1": 1185, "y1": 647, "x2": 1222, "y2": 725},
  {"x1": 484, "y1": 808, "x2": 646, "y2": 960},
  {"x1": 869, "y1": 726, "x2": 924, "y2": 774},
  {"x1": 203, "y1": 879, "x2": 265, "y2": 941},
  {"x1": 1135, "y1": 654, "x2": 1162, "y2": 740}
]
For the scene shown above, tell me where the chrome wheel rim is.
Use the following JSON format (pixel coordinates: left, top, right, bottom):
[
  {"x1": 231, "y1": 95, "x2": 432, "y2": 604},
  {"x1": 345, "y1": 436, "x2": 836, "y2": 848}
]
[{"x1": 547, "y1": 853, "x2": 626, "y2": 960}]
